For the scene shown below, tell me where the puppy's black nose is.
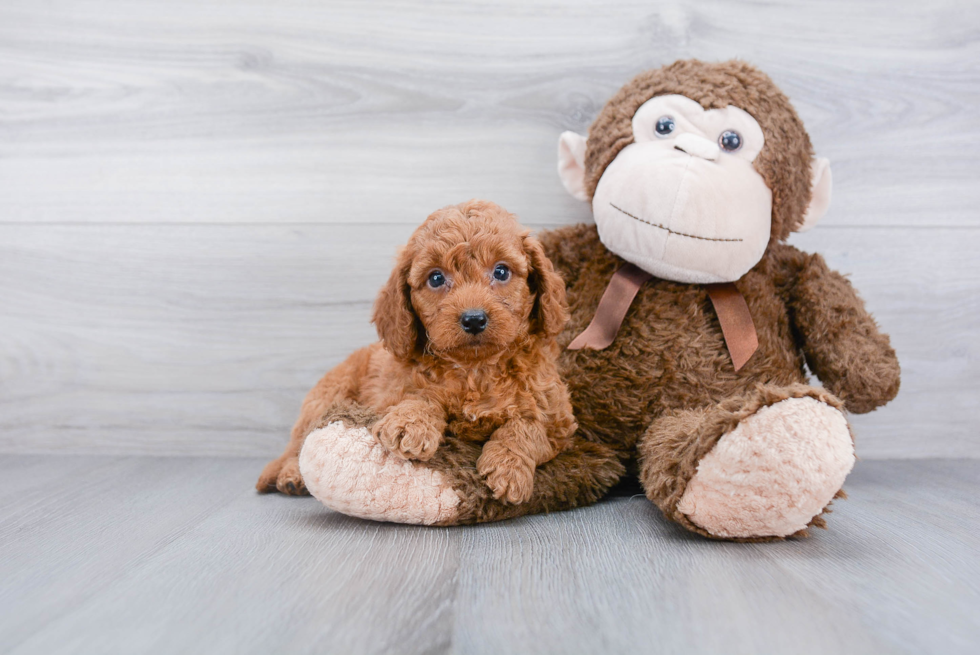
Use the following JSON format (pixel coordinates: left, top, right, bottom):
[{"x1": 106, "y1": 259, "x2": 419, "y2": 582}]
[{"x1": 460, "y1": 310, "x2": 488, "y2": 335}]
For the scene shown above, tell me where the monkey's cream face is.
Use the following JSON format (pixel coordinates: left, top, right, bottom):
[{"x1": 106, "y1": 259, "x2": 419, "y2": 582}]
[{"x1": 591, "y1": 95, "x2": 772, "y2": 284}]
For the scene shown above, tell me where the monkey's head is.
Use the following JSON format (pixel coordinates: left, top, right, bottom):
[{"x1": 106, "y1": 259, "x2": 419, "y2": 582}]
[{"x1": 558, "y1": 59, "x2": 832, "y2": 284}]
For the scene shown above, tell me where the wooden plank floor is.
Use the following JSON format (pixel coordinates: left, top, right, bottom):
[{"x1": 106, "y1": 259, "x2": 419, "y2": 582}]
[{"x1": 1, "y1": 456, "x2": 977, "y2": 655}]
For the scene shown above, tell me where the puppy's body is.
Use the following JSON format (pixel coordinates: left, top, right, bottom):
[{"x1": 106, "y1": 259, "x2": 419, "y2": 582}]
[{"x1": 257, "y1": 200, "x2": 576, "y2": 503}]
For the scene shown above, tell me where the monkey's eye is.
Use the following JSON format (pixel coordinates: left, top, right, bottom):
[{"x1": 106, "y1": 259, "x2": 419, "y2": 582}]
[
  {"x1": 719, "y1": 130, "x2": 742, "y2": 152},
  {"x1": 427, "y1": 270, "x2": 446, "y2": 289},
  {"x1": 492, "y1": 263, "x2": 511, "y2": 282},
  {"x1": 655, "y1": 116, "x2": 675, "y2": 137}
]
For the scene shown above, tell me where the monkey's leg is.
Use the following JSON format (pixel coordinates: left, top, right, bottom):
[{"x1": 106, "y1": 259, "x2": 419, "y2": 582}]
[
  {"x1": 638, "y1": 384, "x2": 855, "y2": 541},
  {"x1": 300, "y1": 409, "x2": 626, "y2": 525},
  {"x1": 299, "y1": 403, "x2": 460, "y2": 524},
  {"x1": 256, "y1": 346, "x2": 374, "y2": 495},
  {"x1": 440, "y1": 432, "x2": 625, "y2": 524}
]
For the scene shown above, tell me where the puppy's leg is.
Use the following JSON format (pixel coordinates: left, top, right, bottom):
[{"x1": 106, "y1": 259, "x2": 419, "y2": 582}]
[
  {"x1": 477, "y1": 419, "x2": 556, "y2": 504},
  {"x1": 256, "y1": 437, "x2": 306, "y2": 496},
  {"x1": 257, "y1": 346, "x2": 374, "y2": 495},
  {"x1": 372, "y1": 397, "x2": 446, "y2": 461}
]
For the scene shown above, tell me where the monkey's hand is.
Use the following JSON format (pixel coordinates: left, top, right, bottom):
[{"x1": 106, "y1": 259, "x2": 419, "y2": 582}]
[
  {"x1": 372, "y1": 398, "x2": 446, "y2": 461},
  {"x1": 789, "y1": 252, "x2": 901, "y2": 413}
]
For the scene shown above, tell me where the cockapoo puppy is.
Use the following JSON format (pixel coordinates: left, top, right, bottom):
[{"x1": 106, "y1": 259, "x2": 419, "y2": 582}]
[{"x1": 257, "y1": 199, "x2": 576, "y2": 504}]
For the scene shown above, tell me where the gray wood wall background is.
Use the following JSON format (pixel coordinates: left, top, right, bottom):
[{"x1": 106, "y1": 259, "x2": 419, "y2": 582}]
[{"x1": 1, "y1": 0, "x2": 977, "y2": 459}]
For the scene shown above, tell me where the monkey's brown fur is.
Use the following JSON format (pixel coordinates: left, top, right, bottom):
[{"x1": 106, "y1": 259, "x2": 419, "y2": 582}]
[
  {"x1": 257, "y1": 200, "x2": 576, "y2": 504},
  {"x1": 422, "y1": 223, "x2": 899, "y2": 534},
  {"x1": 443, "y1": 60, "x2": 895, "y2": 536},
  {"x1": 284, "y1": 60, "x2": 900, "y2": 540}
]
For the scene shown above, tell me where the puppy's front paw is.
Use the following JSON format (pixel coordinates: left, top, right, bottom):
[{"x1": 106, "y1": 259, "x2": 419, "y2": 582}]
[
  {"x1": 373, "y1": 409, "x2": 442, "y2": 461},
  {"x1": 477, "y1": 441, "x2": 535, "y2": 505}
]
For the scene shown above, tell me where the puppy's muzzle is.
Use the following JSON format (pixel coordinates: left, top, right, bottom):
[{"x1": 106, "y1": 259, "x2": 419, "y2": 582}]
[{"x1": 460, "y1": 309, "x2": 488, "y2": 335}]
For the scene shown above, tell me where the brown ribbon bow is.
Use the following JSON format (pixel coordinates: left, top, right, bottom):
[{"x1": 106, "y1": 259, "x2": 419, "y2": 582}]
[{"x1": 567, "y1": 263, "x2": 759, "y2": 372}]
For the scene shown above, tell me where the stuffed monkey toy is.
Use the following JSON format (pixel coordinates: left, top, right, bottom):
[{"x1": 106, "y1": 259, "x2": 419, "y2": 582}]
[{"x1": 290, "y1": 59, "x2": 900, "y2": 540}]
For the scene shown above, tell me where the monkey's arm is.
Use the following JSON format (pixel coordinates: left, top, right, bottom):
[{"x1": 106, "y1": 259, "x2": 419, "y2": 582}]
[{"x1": 788, "y1": 252, "x2": 900, "y2": 414}]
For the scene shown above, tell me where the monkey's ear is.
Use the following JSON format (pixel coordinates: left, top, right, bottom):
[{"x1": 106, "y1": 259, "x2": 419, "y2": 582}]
[
  {"x1": 558, "y1": 131, "x2": 590, "y2": 202},
  {"x1": 372, "y1": 247, "x2": 422, "y2": 359},
  {"x1": 797, "y1": 157, "x2": 833, "y2": 232}
]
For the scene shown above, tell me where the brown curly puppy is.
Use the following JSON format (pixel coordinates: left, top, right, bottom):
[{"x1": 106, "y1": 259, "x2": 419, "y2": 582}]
[{"x1": 256, "y1": 199, "x2": 576, "y2": 503}]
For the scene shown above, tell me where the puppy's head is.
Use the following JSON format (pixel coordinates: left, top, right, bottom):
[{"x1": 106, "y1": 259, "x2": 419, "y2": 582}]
[{"x1": 373, "y1": 200, "x2": 568, "y2": 362}]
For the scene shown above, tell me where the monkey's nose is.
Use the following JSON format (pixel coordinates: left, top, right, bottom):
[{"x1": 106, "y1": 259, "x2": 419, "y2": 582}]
[
  {"x1": 673, "y1": 133, "x2": 719, "y2": 161},
  {"x1": 460, "y1": 310, "x2": 488, "y2": 335}
]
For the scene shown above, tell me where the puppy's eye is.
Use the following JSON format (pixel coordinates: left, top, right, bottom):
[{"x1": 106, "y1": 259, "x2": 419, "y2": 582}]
[
  {"x1": 719, "y1": 130, "x2": 742, "y2": 152},
  {"x1": 655, "y1": 116, "x2": 675, "y2": 137},
  {"x1": 492, "y1": 263, "x2": 511, "y2": 282},
  {"x1": 427, "y1": 270, "x2": 446, "y2": 289}
]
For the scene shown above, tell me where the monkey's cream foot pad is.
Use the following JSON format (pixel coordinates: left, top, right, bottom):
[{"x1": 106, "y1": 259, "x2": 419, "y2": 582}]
[
  {"x1": 299, "y1": 422, "x2": 461, "y2": 525},
  {"x1": 678, "y1": 397, "x2": 855, "y2": 539}
]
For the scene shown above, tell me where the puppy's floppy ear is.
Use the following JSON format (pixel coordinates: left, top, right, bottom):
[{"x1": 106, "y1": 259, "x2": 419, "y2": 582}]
[
  {"x1": 372, "y1": 246, "x2": 423, "y2": 359},
  {"x1": 524, "y1": 235, "x2": 569, "y2": 338}
]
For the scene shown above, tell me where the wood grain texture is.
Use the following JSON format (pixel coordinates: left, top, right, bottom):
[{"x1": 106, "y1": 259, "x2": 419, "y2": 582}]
[
  {"x1": 0, "y1": 0, "x2": 977, "y2": 227},
  {"x1": 1, "y1": 455, "x2": 977, "y2": 654},
  {"x1": 0, "y1": 0, "x2": 977, "y2": 458},
  {"x1": 1, "y1": 224, "x2": 976, "y2": 458}
]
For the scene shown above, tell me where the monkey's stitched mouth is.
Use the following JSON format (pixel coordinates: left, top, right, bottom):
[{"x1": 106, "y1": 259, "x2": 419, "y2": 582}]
[{"x1": 609, "y1": 203, "x2": 743, "y2": 243}]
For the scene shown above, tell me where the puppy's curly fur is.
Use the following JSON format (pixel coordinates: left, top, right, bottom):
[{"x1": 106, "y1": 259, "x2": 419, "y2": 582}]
[{"x1": 257, "y1": 200, "x2": 576, "y2": 503}]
